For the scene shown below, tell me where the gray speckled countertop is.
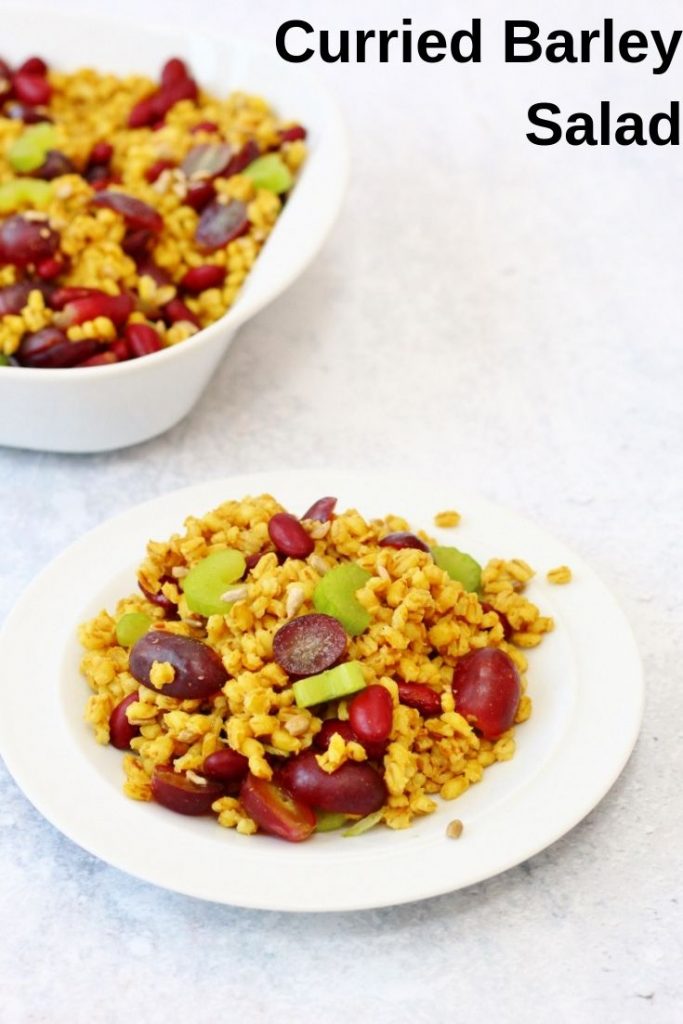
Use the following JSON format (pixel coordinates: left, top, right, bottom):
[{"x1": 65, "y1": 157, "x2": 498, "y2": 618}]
[{"x1": 1, "y1": 1, "x2": 681, "y2": 1021}]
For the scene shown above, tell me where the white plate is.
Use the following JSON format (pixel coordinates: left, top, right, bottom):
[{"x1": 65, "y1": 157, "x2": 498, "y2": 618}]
[
  {"x1": 0, "y1": 471, "x2": 643, "y2": 911},
  {"x1": 0, "y1": 9, "x2": 348, "y2": 452}
]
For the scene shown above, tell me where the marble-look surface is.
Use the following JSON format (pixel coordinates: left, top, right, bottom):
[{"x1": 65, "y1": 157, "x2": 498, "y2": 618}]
[{"x1": 1, "y1": 1, "x2": 681, "y2": 1021}]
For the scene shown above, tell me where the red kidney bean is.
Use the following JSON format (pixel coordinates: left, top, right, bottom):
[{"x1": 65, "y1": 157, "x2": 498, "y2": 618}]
[
  {"x1": 12, "y1": 71, "x2": 52, "y2": 106},
  {"x1": 145, "y1": 158, "x2": 175, "y2": 183},
  {"x1": 378, "y1": 532, "x2": 430, "y2": 552},
  {"x1": 240, "y1": 774, "x2": 316, "y2": 842},
  {"x1": 280, "y1": 125, "x2": 307, "y2": 143},
  {"x1": 125, "y1": 322, "x2": 163, "y2": 357},
  {"x1": 89, "y1": 141, "x2": 113, "y2": 165},
  {"x1": 0, "y1": 215, "x2": 60, "y2": 267},
  {"x1": 279, "y1": 752, "x2": 387, "y2": 816},
  {"x1": 122, "y1": 228, "x2": 153, "y2": 258},
  {"x1": 480, "y1": 602, "x2": 514, "y2": 641},
  {"x1": 128, "y1": 95, "x2": 157, "y2": 129},
  {"x1": 31, "y1": 149, "x2": 75, "y2": 180},
  {"x1": 76, "y1": 351, "x2": 118, "y2": 367},
  {"x1": 84, "y1": 164, "x2": 114, "y2": 187},
  {"x1": 268, "y1": 513, "x2": 314, "y2": 559},
  {"x1": 225, "y1": 139, "x2": 260, "y2": 176},
  {"x1": 452, "y1": 647, "x2": 521, "y2": 740},
  {"x1": 157, "y1": 75, "x2": 198, "y2": 111},
  {"x1": 129, "y1": 630, "x2": 228, "y2": 700},
  {"x1": 17, "y1": 57, "x2": 48, "y2": 77},
  {"x1": 313, "y1": 719, "x2": 356, "y2": 751},
  {"x1": 109, "y1": 692, "x2": 141, "y2": 750},
  {"x1": 138, "y1": 576, "x2": 178, "y2": 616},
  {"x1": 111, "y1": 338, "x2": 130, "y2": 362},
  {"x1": 184, "y1": 179, "x2": 216, "y2": 212},
  {"x1": 152, "y1": 766, "x2": 223, "y2": 816},
  {"x1": 191, "y1": 121, "x2": 219, "y2": 134},
  {"x1": 92, "y1": 191, "x2": 163, "y2": 233},
  {"x1": 56, "y1": 292, "x2": 134, "y2": 328},
  {"x1": 273, "y1": 613, "x2": 347, "y2": 677},
  {"x1": 202, "y1": 748, "x2": 249, "y2": 784},
  {"x1": 349, "y1": 685, "x2": 393, "y2": 746},
  {"x1": 163, "y1": 296, "x2": 200, "y2": 328},
  {"x1": 49, "y1": 286, "x2": 101, "y2": 310},
  {"x1": 301, "y1": 496, "x2": 337, "y2": 522},
  {"x1": 93, "y1": 177, "x2": 119, "y2": 193},
  {"x1": 396, "y1": 680, "x2": 442, "y2": 717},
  {"x1": 195, "y1": 199, "x2": 249, "y2": 251},
  {"x1": 160, "y1": 57, "x2": 190, "y2": 89},
  {"x1": 35, "y1": 255, "x2": 65, "y2": 279},
  {"x1": 181, "y1": 143, "x2": 233, "y2": 180},
  {"x1": 129, "y1": 74, "x2": 198, "y2": 128},
  {"x1": 180, "y1": 264, "x2": 226, "y2": 293},
  {"x1": 135, "y1": 257, "x2": 173, "y2": 287}
]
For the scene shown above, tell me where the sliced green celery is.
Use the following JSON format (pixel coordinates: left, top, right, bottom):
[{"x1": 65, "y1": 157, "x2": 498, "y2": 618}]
[
  {"x1": 343, "y1": 809, "x2": 384, "y2": 837},
  {"x1": 293, "y1": 660, "x2": 366, "y2": 708},
  {"x1": 431, "y1": 545, "x2": 482, "y2": 593},
  {"x1": 313, "y1": 563, "x2": 371, "y2": 636},
  {"x1": 315, "y1": 811, "x2": 349, "y2": 832},
  {"x1": 243, "y1": 154, "x2": 293, "y2": 193},
  {"x1": 181, "y1": 548, "x2": 246, "y2": 617},
  {"x1": 116, "y1": 612, "x2": 152, "y2": 647}
]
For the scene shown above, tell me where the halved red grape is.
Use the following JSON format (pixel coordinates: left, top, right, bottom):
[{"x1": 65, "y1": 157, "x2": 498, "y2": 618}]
[
  {"x1": 225, "y1": 139, "x2": 260, "y2": 176},
  {"x1": 0, "y1": 215, "x2": 59, "y2": 267},
  {"x1": 240, "y1": 773, "x2": 316, "y2": 842},
  {"x1": 0, "y1": 281, "x2": 36, "y2": 315},
  {"x1": 378, "y1": 532, "x2": 430, "y2": 552},
  {"x1": 91, "y1": 191, "x2": 163, "y2": 233},
  {"x1": 16, "y1": 329, "x2": 102, "y2": 368},
  {"x1": 129, "y1": 631, "x2": 228, "y2": 700},
  {"x1": 279, "y1": 751, "x2": 387, "y2": 816},
  {"x1": 181, "y1": 143, "x2": 233, "y2": 179},
  {"x1": 273, "y1": 613, "x2": 347, "y2": 677},
  {"x1": 31, "y1": 150, "x2": 75, "y2": 180},
  {"x1": 452, "y1": 647, "x2": 521, "y2": 740},
  {"x1": 195, "y1": 199, "x2": 248, "y2": 251},
  {"x1": 152, "y1": 766, "x2": 223, "y2": 815},
  {"x1": 301, "y1": 496, "x2": 337, "y2": 522}
]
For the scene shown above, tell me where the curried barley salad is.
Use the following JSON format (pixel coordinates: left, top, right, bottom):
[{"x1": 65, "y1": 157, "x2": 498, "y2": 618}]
[
  {"x1": 79, "y1": 494, "x2": 559, "y2": 843},
  {"x1": 0, "y1": 55, "x2": 306, "y2": 367}
]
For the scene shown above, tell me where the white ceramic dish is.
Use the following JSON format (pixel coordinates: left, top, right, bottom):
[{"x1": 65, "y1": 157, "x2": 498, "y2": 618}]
[
  {"x1": 0, "y1": 10, "x2": 347, "y2": 453},
  {"x1": 0, "y1": 470, "x2": 643, "y2": 912}
]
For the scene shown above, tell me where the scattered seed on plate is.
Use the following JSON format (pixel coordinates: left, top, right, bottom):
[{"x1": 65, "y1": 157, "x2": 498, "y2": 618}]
[
  {"x1": 547, "y1": 565, "x2": 572, "y2": 584},
  {"x1": 434, "y1": 510, "x2": 461, "y2": 528}
]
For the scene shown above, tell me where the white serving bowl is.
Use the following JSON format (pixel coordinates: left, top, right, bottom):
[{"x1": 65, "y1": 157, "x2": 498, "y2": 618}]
[{"x1": 0, "y1": 9, "x2": 347, "y2": 452}]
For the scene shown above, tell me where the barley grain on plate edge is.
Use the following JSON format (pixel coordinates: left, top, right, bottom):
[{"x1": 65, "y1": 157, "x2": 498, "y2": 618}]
[
  {"x1": 79, "y1": 494, "x2": 558, "y2": 842},
  {"x1": 0, "y1": 54, "x2": 307, "y2": 367}
]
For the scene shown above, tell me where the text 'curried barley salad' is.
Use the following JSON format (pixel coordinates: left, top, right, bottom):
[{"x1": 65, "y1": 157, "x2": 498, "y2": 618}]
[
  {"x1": 0, "y1": 55, "x2": 306, "y2": 368},
  {"x1": 79, "y1": 495, "x2": 569, "y2": 843}
]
